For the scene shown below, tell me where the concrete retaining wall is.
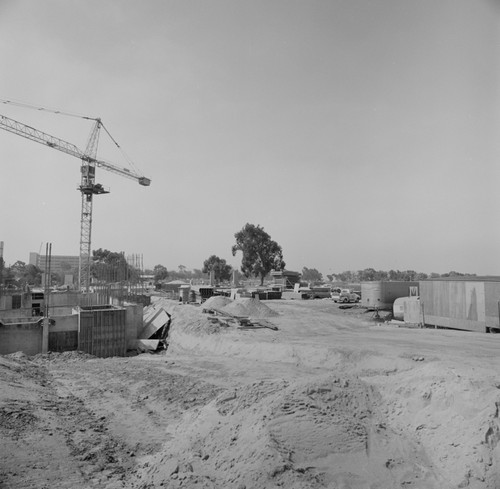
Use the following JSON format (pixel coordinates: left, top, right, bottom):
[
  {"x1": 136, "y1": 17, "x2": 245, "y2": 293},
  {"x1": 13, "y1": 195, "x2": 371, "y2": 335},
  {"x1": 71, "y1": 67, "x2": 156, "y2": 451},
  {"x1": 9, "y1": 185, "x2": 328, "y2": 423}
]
[
  {"x1": 0, "y1": 303, "x2": 143, "y2": 357},
  {"x1": 0, "y1": 320, "x2": 42, "y2": 356}
]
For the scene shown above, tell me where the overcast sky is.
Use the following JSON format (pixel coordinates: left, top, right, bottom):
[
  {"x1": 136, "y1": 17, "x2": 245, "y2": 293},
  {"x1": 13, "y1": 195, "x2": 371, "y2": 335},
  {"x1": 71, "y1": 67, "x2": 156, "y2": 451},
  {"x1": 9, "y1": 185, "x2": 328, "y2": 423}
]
[{"x1": 0, "y1": 0, "x2": 499, "y2": 277}]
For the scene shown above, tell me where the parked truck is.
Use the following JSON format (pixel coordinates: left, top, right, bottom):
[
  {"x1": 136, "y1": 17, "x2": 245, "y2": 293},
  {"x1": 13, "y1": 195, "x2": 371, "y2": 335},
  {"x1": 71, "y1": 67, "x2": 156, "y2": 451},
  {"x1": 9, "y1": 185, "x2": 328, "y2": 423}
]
[{"x1": 333, "y1": 288, "x2": 360, "y2": 303}]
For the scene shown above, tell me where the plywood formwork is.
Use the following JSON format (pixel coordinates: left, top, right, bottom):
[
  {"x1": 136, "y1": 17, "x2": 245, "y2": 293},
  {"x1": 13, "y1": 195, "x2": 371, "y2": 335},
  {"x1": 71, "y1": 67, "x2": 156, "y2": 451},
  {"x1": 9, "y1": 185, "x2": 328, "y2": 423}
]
[
  {"x1": 48, "y1": 330, "x2": 78, "y2": 352},
  {"x1": 419, "y1": 278, "x2": 500, "y2": 333},
  {"x1": 78, "y1": 305, "x2": 127, "y2": 357}
]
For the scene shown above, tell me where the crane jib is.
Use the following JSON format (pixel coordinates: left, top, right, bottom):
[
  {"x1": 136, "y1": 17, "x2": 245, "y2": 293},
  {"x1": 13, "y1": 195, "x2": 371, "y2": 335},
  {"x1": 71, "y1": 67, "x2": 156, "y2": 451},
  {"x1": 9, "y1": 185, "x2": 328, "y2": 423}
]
[{"x1": 0, "y1": 109, "x2": 151, "y2": 292}]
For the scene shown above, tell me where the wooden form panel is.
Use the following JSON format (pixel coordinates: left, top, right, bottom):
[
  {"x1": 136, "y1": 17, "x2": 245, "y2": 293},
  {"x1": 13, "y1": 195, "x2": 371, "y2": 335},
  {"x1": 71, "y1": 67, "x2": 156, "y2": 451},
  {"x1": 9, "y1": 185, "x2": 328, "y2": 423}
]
[
  {"x1": 485, "y1": 282, "x2": 500, "y2": 327},
  {"x1": 420, "y1": 280, "x2": 489, "y2": 332},
  {"x1": 78, "y1": 308, "x2": 126, "y2": 357},
  {"x1": 48, "y1": 331, "x2": 78, "y2": 352}
]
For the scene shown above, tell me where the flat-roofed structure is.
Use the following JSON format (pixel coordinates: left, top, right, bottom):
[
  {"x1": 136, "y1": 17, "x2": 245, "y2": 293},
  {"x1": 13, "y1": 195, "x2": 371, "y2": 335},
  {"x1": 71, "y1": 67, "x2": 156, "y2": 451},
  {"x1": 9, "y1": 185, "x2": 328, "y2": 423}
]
[
  {"x1": 419, "y1": 276, "x2": 500, "y2": 333},
  {"x1": 29, "y1": 252, "x2": 79, "y2": 284},
  {"x1": 271, "y1": 270, "x2": 301, "y2": 290}
]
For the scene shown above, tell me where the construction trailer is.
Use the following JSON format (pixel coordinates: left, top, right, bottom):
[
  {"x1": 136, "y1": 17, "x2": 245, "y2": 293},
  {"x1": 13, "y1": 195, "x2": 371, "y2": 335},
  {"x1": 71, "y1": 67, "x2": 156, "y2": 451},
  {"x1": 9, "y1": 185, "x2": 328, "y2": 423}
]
[
  {"x1": 361, "y1": 281, "x2": 419, "y2": 310},
  {"x1": 419, "y1": 277, "x2": 500, "y2": 333}
]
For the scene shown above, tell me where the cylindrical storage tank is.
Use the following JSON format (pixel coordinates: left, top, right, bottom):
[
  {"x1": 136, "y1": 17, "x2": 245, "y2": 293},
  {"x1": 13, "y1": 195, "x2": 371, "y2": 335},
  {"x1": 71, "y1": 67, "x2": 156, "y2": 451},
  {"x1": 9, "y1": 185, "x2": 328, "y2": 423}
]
[
  {"x1": 393, "y1": 297, "x2": 406, "y2": 320},
  {"x1": 394, "y1": 297, "x2": 421, "y2": 322},
  {"x1": 361, "y1": 282, "x2": 383, "y2": 309}
]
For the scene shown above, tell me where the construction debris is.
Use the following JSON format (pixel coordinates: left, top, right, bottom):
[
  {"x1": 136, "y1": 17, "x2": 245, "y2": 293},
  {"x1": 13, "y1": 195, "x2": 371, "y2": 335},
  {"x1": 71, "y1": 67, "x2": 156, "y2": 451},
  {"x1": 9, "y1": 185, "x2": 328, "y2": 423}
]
[{"x1": 203, "y1": 297, "x2": 279, "y2": 330}]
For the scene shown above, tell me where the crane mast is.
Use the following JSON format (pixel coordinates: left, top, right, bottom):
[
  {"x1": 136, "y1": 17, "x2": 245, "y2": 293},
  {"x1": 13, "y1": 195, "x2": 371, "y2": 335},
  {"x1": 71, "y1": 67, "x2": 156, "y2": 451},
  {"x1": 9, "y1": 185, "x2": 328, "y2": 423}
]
[
  {"x1": 79, "y1": 119, "x2": 104, "y2": 292},
  {"x1": 0, "y1": 112, "x2": 151, "y2": 292}
]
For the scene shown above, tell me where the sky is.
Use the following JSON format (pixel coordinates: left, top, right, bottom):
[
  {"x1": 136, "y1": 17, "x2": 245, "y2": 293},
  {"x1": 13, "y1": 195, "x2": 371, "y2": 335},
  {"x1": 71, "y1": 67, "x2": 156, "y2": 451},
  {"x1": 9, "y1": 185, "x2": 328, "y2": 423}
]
[{"x1": 0, "y1": 0, "x2": 499, "y2": 278}]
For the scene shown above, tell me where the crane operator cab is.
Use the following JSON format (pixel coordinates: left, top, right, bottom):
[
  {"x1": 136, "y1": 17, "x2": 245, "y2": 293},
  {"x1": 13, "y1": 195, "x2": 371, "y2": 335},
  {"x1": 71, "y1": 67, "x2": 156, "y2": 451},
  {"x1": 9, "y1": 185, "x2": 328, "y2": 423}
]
[{"x1": 79, "y1": 164, "x2": 109, "y2": 200}]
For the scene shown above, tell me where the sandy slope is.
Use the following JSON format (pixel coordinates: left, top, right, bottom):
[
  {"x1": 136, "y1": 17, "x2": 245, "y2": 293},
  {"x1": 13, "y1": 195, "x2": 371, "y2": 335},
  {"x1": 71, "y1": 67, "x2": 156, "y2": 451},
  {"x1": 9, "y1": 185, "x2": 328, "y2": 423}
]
[{"x1": 1, "y1": 298, "x2": 500, "y2": 488}]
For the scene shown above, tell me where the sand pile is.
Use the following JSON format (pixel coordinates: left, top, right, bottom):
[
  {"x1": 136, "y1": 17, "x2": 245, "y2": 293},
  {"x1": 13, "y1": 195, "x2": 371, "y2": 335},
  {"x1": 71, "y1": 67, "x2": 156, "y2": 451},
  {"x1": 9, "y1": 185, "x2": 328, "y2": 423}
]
[
  {"x1": 130, "y1": 374, "x2": 443, "y2": 488},
  {"x1": 219, "y1": 297, "x2": 279, "y2": 318},
  {"x1": 170, "y1": 305, "x2": 226, "y2": 336},
  {"x1": 202, "y1": 295, "x2": 232, "y2": 311},
  {"x1": 368, "y1": 361, "x2": 500, "y2": 487}
]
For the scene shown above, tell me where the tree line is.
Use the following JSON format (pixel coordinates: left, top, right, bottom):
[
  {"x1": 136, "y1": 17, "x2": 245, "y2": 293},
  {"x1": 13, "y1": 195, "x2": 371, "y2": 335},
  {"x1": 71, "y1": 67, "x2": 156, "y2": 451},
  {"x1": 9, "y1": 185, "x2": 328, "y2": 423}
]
[
  {"x1": 299, "y1": 267, "x2": 477, "y2": 285},
  {"x1": 329, "y1": 268, "x2": 477, "y2": 284},
  {"x1": 0, "y1": 223, "x2": 285, "y2": 289},
  {"x1": 153, "y1": 223, "x2": 285, "y2": 286},
  {"x1": 0, "y1": 223, "x2": 478, "y2": 289}
]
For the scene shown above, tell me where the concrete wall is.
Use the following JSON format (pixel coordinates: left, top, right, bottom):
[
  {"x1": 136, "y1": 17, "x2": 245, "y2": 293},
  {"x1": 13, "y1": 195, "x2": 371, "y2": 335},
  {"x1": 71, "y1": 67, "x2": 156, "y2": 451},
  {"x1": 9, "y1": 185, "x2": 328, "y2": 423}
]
[
  {"x1": 124, "y1": 303, "x2": 144, "y2": 348},
  {"x1": 48, "y1": 313, "x2": 78, "y2": 352},
  {"x1": 0, "y1": 320, "x2": 42, "y2": 356},
  {"x1": 0, "y1": 292, "x2": 104, "y2": 319},
  {"x1": 0, "y1": 299, "x2": 143, "y2": 356},
  {"x1": 0, "y1": 295, "x2": 13, "y2": 310}
]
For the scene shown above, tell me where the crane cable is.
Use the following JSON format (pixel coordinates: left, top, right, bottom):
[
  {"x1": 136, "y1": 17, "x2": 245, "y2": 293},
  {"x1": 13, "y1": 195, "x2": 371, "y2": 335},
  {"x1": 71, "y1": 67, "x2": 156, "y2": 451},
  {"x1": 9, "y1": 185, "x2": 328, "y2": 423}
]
[
  {"x1": 0, "y1": 98, "x2": 99, "y2": 121},
  {"x1": 100, "y1": 122, "x2": 141, "y2": 175},
  {"x1": 0, "y1": 97, "x2": 143, "y2": 175}
]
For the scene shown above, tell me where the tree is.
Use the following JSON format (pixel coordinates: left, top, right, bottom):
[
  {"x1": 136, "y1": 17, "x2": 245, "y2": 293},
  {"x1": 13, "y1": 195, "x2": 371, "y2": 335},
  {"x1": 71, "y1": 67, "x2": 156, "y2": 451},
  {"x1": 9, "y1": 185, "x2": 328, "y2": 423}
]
[
  {"x1": 91, "y1": 249, "x2": 136, "y2": 283},
  {"x1": 8, "y1": 261, "x2": 42, "y2": 287},
  {"x1": 2, "y1": 266, "x2": 16, "y2": 288},
  {"x1": 153, "y1": 264, "x2": 169, "y2": 282},
  {"x1": 301, "y1": 267, "x2": 323, "y2": 284},
  {"x1": 333, "y1": 270, "x2": 356, "y2": 283},
  {"x1": 232, "y1": 223, "x2": 285, "y2": 286},
  {"x1": 192, "y1": 269, "x2": 204, "y2": 279},
  {"x1": 202, "y1": 255, "x2": 233, "y2": 283}
]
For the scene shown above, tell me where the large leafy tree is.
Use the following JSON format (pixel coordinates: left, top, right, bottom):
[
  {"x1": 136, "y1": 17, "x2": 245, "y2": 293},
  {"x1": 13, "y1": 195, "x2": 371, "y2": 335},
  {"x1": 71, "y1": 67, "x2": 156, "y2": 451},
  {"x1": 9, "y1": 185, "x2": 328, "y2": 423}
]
[
  {"x1": 232, "y1": 223, "x2": 285, "y2": 286},
  {"x1": 91, "y1": 249, "x2": 138, "y2": 283},
  {"x1": 153, "y1": 264, "x2": 169, "y2": 282},
  {"x1": 7, "y1": 260, "x2": 42, "y2": 287},
  {"x1": 202, "y1": 255, "x2": 232, "y2": 283},
  {"x1": 301, "y1": 267, "x2": 323, "y2": 284}
]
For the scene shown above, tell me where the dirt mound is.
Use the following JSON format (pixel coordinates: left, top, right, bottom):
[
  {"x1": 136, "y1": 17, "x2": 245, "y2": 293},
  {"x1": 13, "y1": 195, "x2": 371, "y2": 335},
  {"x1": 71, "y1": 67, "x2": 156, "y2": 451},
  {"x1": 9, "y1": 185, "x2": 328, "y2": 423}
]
[
  {"x1": 202, "y1": 295, "x2": 232, "y2": 310},
  {"x1": 130, "y1": 374, "x2": 442, "y2": 488},
  {"x1": 30, "y1": 351, "x2": 96, "y2": 363},
  {"x1": 6, "y1": 351, "x2": 29, "y2": 361},
  {"x1": 170, "y1": 305, "x2": 226, "y2": 336},
  {"x1": 219, "y1": 297, "x2": 279, "y2": 318}
]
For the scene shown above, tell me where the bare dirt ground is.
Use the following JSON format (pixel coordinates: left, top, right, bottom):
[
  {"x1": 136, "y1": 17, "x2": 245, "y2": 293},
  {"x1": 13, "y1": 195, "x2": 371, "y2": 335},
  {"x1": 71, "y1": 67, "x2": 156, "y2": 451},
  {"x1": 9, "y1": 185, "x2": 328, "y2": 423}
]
[{"x1": 2, "y1": 298, "x2": 500, "y2": 489}]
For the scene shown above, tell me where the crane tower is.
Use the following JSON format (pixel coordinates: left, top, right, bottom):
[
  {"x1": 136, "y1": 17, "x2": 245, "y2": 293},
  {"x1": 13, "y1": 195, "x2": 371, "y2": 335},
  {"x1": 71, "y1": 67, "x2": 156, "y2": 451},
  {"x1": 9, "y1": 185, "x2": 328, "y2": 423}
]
[{"x1": 0, "y1": 108, "x2": 151, "y2": 292}]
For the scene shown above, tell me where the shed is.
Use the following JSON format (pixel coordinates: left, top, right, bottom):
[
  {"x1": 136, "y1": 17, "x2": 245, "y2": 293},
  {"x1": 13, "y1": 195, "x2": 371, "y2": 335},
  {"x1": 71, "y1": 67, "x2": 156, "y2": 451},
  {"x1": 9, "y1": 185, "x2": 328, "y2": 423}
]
[
  {"x1": 361, "y1": 281, "x2": 419, "y2": 310},
  {"x1": 271, "y1": 270, "x2": 301, "y2": 290},
  {"x1": 158, "y1": 280, "x2": 190, "y2": 298},
  {"x1": 419, "y1": 277, "x2": 500, "y2": 333}
]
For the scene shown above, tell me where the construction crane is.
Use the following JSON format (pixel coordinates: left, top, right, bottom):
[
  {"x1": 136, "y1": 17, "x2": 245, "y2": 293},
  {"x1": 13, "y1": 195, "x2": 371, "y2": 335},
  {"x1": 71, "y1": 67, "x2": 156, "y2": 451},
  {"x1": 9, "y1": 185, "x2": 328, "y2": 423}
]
[{"x1": 0, "y1": 109, "x2": 151, "y2": 292}]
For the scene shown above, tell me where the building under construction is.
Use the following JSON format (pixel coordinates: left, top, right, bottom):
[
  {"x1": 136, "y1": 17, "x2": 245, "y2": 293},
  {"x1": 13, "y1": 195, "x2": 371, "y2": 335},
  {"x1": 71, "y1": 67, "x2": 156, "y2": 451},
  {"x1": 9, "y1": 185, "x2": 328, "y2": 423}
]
[{"x1": 0, "y1": 287, "x2": 145, "y2": 357}]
